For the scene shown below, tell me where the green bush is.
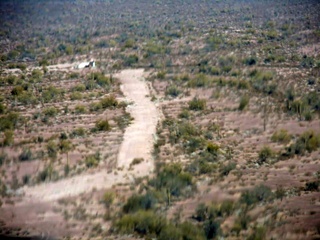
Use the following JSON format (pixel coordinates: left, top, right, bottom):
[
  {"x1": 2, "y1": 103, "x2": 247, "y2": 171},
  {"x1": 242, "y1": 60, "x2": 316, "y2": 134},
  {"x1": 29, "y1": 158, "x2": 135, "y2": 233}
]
[
  {"x1": 3, "y1": 130, "x2": 14, "y2": 146},
  {"x1": 0, "y1": 112, "x2": 20, "y2": 132},
  {"x1": 47, "y1": 140, "x2": 58, "y2": 159},
  {"x1": 271, "y1": 129, "x2": 291, "y2": 144},
  {"x1": 240, "y1": 184, "x2": 273, "y2": 206},
  {"x1": 238, "y1": 95, "x2": 250, "y2": 111},
  {"x1": 95, "y1": 119, "x2": 111, "y2": 131},
  {"x1": 85, "y1": 152, "x2": 100, "y2": 168},
  {"x1": 123, "y1": 54, "x2": 139, "y2": 67},
  {"x1": 19, "y1": 148, "x2": 33, "y2": 161},
  {"x1": 258, "y1": 146, "x2": 274, "y2": 164},
  {"x1": 71, "y1": 127, "x2": 86, "y2": 138},
  {"x1": 100, "y1": 95, "x2": 118, "y2": 109},
  {"x1": 188, "y1": 97, "x2": 206, "y2": 111},
  {"x1": 166, "y1": 85, "x2": 181, "y2": 97},
  {"x1": 43, "y1": 107, "x2": 58, "y2": 117},
  {"x1": 70, "y1": 92, "x2": 83, "y2": 100},
  {"x1": 74, "y1": 104, "x2": 86, "y2": 114},
  {"x1": 304, "y1": 181, "x2": 319, "y2": 191},
  {"x1": 0, "y1": 153, "x2": 7, "y2": 166},
  {"x1": 203, "y1": 219, "x2": 220, "y2": 239},
  {"x1": 102, "y1": 191, "x2": 115, "y2": 208},
  {"x1": 244, "y1": 56, "x2": 257, "y2": 65},
  {"x1": 158, "y1": 224, "x2": 182, "y2": 240},
  {"x1": 73, "y1": 83, "x2": 86, "y2": 92},
  {"x1": 149, "y1": 163, "x2": 194, "y2": 198},
  {"x1": 42, "y1": 86, "x2": 62, "y2": 103},
  {"x1": 0, "y1": 103, "x2": 6, "y2": 114},
  {"x1": 114, "y1": 210, "x2": 166, "y2": 236},
  {"x1": 220, "y1": 162, "x2": 236, "y2": 176},
  {"x1": 123, "y1": 193, "x2": 157, "y2": 213}
]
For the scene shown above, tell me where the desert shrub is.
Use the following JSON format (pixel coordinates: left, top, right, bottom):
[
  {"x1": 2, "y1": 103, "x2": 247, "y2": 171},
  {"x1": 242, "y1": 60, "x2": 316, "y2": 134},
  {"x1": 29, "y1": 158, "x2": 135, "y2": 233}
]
[
  {"x1": 247, "y1": 225, "x2": 267, "y2": 240},
  {"x1": 11, "y1": 86, "x2": 24, "y2": 96},
  {"x1": 72, "y1": 83, "x2": 86, "y2": 92},
  {"x1": 210, "y1": 67, "x2": 221, "y2": 75},
  {"x1": 100, "y1": 95, "x2": 118, "y2": 109},
  {"x1": 123, "y1": 193, "x2": 157, "y2": 213},
  {"x1": 3, "y1": 130, "x2": 14, "y2": 146},
  {"x1": 158, "y1": 224, "x2": 182, "y2": 240},
  {"x1": 74, "y1": 104, "x2": 86, "y2": 114},
  {"x1": 240, "y1": 184, "x2": 273, "y2": 206},
  {"x1": 238, "y1": 95, "x2": 250, "y2": 111},
  {"x1": 188, "y1": 97, "x2": 206, "y2": 111},
  {"x1": 198, "y1": 160, "x2": 216, "y2": 175},
  {"x1": 244, "y1": 56, "x2": 257, "y2": 65},
  {"x1": 206, "y1": 142, "x2": 219, "y2": 154},
  {"x1": 0, "y1": 153, "x2": 7, "y2": 166},
  {"x1": 70, "y1": 92, "x2": 83, "y2": 100},
  {"x1": 221, "y1": 65, "x2": 232, "y2": 73},
  {"x1": 166, "y1": 85, "x2": 181, "y2": 97},
  {"x1": 95, "y1": 119, "x2": 111, "y2": 132},
  {"x1": 156, "y1": 71, "x2": 166, "y2": 79},
  {"x1": 47, "y1": 140, "x2": 58, "y2": 159},
  {"x1": 102, "y1": 191, "x2": 115, "y2": 209},
  {"x1": 19, "y1": 148, "x2": 33, "y2": 161},
  {"x1": 114, "y1": 210, "x2": 166, "y2": 236},
  {"x1": 286, "y1": 131, "x2": 320, "y2": 156},
  {"x1": 0, "y1": 103, "x2": 6, "y2": 114},
  {"x1": 123, "y1": 54, "x2": 139, "y2": 67},
  {"x1": 169, "y1": 121, "x2": 201, "y2": 144},
  {"x1": 184, "y1": 136, "x2": 205, "y2": 153},
  {"x1": 300, "y1": 56, "x2": 314, "y2": 68},
  {"x1": 0, "y1": 112, "x2": 20, "y2": 131},
  {"x1": 85, "y1": 152, "x2": 100, "y2": 168},
  {"x1": 194, "y1": 203, "x2": 208, "y2": 222},
  {"x1": 232, "y1": 210, "x2": 251, "y2": 234},
  {"x1": 187, "y1": 74, "x2": 211, "y2": 88},
  {"x1": 115, "y1": 112, "x2": 133, "y2": 130},
  {"x1": 179, "y1": 222, "x2": 206, "y2": 240},
  {"x1": 220, "y1": 162, "x2": 236, "y2": 176},
  {"x1": 258, "y1": 146, "x2": 274, "y2": 164},
  {"x1": 89, "y1": 102, "x2": 102, "y2": 112},
  {"x1": 43, "y1": 107, "x2": 58, "y2": 117},
  {"x1": 271, "y1": 129, "x2": 291, "y2": 144},
  {"x1": 68, "y1": 72, "x2": 79, "y2": 79},
  {"x1": 71, "y1": 127, "x2": 86, "y2": 138},
  {"x1": 149, "y1": 163, "x2": 194, "y2": 198},
  {"x1": 130, "y1": 158, "x2": 144, "y2": 166},
  {"x1": 304, "y1": 181, "x2": 319, "y2": 191},
  {"x1": 17, "y1": 92, "x2": 37, "y2": 105},
  {"x1": 42, "y1": 86, "x2": 62, "y2": 103},
  {"x1": 203, "y1": 219, "x2": 220, "y2": 239},
  {"x1": 178, "y1": 109, "x2": 190, "y2": 119}
]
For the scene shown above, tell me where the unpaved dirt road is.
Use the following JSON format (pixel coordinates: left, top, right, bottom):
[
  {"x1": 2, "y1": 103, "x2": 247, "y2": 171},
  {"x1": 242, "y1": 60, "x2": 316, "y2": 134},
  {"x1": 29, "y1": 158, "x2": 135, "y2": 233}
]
[
  {"x1": 116, "y1": 69, "x2": 157, "y2": 171},
  {"x1": 16, "y1": 69, "x2": 158, "y2": 202}
]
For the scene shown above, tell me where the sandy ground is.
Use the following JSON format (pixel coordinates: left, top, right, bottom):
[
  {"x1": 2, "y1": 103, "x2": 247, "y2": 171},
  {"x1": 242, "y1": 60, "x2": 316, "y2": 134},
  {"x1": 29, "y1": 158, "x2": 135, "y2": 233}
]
[
  {"x1": 116, "y1": 69, "x2": 158, "y2": 171},
  {"x1": 0, "y1": 69, "x2": 159, "y2": 235}
]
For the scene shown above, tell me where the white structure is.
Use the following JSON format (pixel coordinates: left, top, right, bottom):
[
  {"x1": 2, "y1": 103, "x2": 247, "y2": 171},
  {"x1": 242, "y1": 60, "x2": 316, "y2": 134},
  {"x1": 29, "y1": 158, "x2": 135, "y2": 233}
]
[{"x1": 76, "y1": 59, "x2": 95, "y2": 69}]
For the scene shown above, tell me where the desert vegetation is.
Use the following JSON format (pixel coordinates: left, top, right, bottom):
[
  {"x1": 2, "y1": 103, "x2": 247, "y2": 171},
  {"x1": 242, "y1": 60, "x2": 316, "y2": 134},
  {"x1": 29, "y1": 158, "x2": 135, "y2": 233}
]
[{"x1": 0, "y1": 0, "x2": 320, "y2": 239}]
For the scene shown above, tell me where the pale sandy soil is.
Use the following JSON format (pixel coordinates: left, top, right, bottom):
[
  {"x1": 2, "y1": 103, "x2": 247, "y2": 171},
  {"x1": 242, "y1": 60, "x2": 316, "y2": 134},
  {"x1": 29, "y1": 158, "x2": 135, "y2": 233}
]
[
  {"x1": 116, "y1": 69, "x2": 158, "y2": 172},
  {"x1": 0, "y1": 69, "x2": 159, "y2": 236}
]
